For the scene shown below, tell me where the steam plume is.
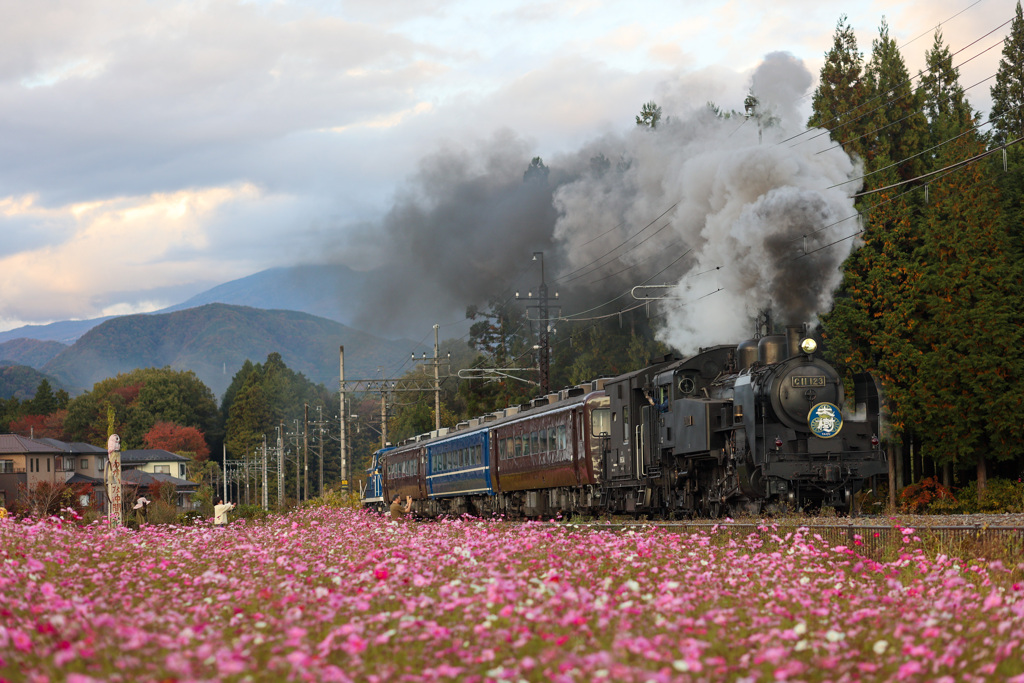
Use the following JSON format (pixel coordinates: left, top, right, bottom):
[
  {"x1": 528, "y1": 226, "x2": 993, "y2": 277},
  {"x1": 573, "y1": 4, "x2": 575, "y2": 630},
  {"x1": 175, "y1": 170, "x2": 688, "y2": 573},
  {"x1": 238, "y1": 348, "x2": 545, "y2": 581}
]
[{"x1": 349, "y1": 52, "x2": 862, "y2": 351}]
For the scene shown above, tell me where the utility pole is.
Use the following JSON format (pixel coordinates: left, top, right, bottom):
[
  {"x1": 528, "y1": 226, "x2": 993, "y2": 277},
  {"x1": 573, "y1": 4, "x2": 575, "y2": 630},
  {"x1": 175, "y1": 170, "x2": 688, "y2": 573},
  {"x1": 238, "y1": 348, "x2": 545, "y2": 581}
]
[
  {"x1": 222, "y1": 443, "x2": 227, "y2": 502},
  {"x1": 409, "y1": 324, "x2": 449, "y2": 432},
  {"x1": 339, "y1": 346, "x2": 348, "y2": 494},
  {"x1": 516, "y1": 252, "x2": 558, "y2": 392},
  {"x1": 277, "y1": 423, "x2": 284, "y2": 509},
  {"x1": 316, "y1": 405, "x2": 325, "y2": 497},
  {"x1": 262, "y1": 434, "x2": 268, "y2": 510},
  {"x1": 303, "y1": 404, "x2": 309, "y2": 502},
  {"x1": 340, "y1": 334, "x2": 450, "y2": 485}
]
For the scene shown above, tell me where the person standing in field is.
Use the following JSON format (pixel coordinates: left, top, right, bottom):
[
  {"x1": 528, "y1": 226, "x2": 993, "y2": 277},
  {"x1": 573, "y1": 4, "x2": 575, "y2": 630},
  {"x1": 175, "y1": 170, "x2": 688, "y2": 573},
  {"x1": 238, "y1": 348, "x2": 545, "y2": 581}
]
[
  {"x1": 390, "y1": 494, "x2": 412, "y2": 520},
  {"x1": 214, "y1": 499, "x2": 235, "y2": 526},
  {"x1": 133, "y1": 496, "x2": 151, "y2": 526}
]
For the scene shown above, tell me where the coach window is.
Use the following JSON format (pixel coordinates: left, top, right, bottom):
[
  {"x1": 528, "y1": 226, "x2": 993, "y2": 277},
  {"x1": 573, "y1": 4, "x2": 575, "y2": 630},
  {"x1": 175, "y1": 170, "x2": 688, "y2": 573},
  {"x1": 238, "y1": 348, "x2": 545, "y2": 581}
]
[
  {"x1": 531, "y1": 431, "x2": 540, "y2": 457},
  {"x1": 623, "y1": 406, "x2": 630, "y2": 443}
]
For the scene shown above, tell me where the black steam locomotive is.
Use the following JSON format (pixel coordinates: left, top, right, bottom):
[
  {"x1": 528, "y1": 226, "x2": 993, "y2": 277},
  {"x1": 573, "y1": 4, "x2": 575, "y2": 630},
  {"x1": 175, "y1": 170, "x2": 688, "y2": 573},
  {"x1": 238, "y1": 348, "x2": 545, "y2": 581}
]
[{"x1": 362, "y1": 326, "x2": 886, "y2": 518}]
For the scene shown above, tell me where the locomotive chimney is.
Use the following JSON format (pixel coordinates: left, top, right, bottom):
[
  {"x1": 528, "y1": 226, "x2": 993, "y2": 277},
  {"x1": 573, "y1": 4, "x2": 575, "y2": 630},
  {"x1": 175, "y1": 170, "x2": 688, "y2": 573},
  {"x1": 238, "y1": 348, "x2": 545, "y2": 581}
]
[{"x1": 785, "y1": 324, "x2": 806, "y2": 359}]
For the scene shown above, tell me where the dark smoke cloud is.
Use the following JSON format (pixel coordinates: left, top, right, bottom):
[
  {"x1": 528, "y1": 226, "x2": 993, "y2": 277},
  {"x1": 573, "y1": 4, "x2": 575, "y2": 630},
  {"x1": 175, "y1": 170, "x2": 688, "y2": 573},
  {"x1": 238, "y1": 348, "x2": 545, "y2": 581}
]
[
  {"x1": 346, "y1": 53, "x2": 862, "y2": 350},
  {"x1": 348, "y1": 130, "x2": 577, "y2": 336}
]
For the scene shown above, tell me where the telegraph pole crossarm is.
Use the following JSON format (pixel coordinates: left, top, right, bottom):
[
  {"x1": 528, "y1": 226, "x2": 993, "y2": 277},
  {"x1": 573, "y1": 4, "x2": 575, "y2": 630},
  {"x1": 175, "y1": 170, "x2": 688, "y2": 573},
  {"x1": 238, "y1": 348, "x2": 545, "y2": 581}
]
[{"x1": 457, "y1": 368, "x2": 540, "y2": 385}]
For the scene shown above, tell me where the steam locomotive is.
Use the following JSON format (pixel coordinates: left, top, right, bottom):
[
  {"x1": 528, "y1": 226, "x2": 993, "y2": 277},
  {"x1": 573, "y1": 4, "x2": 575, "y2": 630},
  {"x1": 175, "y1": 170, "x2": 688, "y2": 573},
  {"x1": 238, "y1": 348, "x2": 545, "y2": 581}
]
[{"x1": 361, "y1": 325, "x2": 887, "y2": 518}]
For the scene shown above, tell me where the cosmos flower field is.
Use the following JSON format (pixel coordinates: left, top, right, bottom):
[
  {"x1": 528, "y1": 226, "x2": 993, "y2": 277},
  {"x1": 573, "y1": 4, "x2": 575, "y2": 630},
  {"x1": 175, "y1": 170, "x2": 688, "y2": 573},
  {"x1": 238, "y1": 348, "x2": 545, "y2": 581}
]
[{"x1": 2, "y1": 509, "x2": 1023, "y2": 683}]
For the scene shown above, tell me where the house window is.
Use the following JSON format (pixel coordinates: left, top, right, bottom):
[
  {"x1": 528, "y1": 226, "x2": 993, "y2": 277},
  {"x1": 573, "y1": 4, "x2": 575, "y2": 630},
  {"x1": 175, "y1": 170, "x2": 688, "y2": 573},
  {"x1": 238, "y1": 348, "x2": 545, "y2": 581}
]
[
  {"x1": 153, "y1": 465, "x2": 170, "y2": 475},
  {"x1": 46, "y1": 458, "x2": 50, "y2": 472},
  {"x1": 0, "y1": 460, "x2": 13, "y2": 474},
  {"x1": 81, "y1": 459, "x2": 88, "y2": 470},
  {"x1": 180, "y1": 464, "x2": 186, "y2": 477}
]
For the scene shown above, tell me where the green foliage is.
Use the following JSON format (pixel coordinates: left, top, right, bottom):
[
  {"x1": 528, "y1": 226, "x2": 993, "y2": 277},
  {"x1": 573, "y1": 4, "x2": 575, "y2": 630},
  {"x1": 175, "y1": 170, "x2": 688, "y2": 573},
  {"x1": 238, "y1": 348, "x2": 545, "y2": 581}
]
[
  {"x1": 62, "y1": 367, "x2": 218, "y2": 448},
  {"x1": 912, "y1": 133, "x2": 1024, "y2": 470},
  {"x1": 233, "y1": 504, "x2": 270, "y2": 521},
  {"x1": 862, "y1": 18, "x2": 928, "y2": 180},
  {"x1": 635, "y1": 101, "x2": 663, "y2": 128},
  {"x1": 306, "y1": 488, "x2": 362, "y2": 509},
  {"x1": 939, "y1": 478, "x2": 1024, "y2": 514},
  {"x1": 990, "y1": 1, "x2": 1024, "y2": 146},
  {"x1": 808, "y1": 15, "x2": 869, "y2": 160},
  {"x1": 177, "y1": 510, "x2": 206, "y2": 525},
  {"x1": 0, "y1": 365, "x2": 54, "y2": 401}
]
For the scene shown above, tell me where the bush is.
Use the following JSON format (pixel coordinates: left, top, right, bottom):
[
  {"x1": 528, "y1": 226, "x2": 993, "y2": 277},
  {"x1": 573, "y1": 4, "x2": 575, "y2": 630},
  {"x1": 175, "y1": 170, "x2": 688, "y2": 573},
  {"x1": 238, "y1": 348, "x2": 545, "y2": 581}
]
[
  {"x1": 936, "y1": 478, "x2": 1024, "y2": 514},
  {"x1": 306, "y1": 488, "x2": 361, "y2": 510},
  {"x1": 234, "y1": 504, "x2": 270, "y2": 522},
  {"x1": 177, "y1": 510, "x2": 205, "y2": 525},
  {"x1": 899, "y1": 477, "x2": 956, "y2": 514}
]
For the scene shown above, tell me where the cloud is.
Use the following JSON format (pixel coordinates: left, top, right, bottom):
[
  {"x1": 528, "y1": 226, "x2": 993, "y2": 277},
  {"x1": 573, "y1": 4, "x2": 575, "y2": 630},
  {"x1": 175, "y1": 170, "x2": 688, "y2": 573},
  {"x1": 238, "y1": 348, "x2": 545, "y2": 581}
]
[
  {"x1": 0, "y1": 0, "x2": 1013, "y2": 337},
  {"x1": 0, "y1": 184, "x2": 274, "y2": 322}
]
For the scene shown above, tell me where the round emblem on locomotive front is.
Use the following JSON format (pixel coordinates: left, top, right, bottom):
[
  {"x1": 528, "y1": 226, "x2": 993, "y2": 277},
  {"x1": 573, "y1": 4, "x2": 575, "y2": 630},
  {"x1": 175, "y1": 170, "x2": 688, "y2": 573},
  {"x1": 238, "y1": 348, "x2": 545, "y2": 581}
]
[{"x1": 807, "y1": 402, "x2": 843, "y2": 438}]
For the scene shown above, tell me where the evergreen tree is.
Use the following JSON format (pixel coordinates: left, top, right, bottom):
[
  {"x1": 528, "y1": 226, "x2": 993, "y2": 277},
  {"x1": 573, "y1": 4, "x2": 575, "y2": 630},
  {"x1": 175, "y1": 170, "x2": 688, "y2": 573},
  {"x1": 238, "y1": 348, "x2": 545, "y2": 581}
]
[
  {"x1": 27, "y1": 379, "x2": 58, "y2": 415},
  {"x1": 990, "y1": 1, "x2": 1024, "y2": 247},
  {"x1": 809, "y1": 15, "x2": 870, "y2": 161},
  {"x1": 990, "y1": 1, "x2": 1024, "y2": 147},
  {"x1": 635, "y1": 101, "x2": 663, "y2": 129},
  {"x1": 862, "y1": 18, "x2": 928, "y2": 182},
  {"x1": 821, "y1": 155, "x2": 922, "y2": 499},
  {"x1": 913, "y1": 133, "x2": 1024, "y2": 492},
  {"x1": 919, "y1": 30, "x2": 975, "y2": 157}
]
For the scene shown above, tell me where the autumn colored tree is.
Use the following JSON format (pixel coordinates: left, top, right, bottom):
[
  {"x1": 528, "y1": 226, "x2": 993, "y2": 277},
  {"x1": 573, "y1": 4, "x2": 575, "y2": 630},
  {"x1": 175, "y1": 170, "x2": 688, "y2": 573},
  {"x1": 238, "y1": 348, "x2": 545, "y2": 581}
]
[
  {"x1": 8, "y1": 411, "x2": 69, "y2": 440},
  {"x1": 143, "y1": 421, "x2": 211, "y2": 460},
  {"x1": 63, "y1": 368, "x2": 217, "y2": 449}
]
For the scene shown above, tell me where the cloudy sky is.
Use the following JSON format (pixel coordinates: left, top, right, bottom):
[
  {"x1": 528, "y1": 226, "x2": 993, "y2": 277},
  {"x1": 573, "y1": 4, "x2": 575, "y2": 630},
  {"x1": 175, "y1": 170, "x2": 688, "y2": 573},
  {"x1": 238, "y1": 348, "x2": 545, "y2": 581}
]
[{"x1": 0, "y1": 0, "x2": 1017, "y2": 339}]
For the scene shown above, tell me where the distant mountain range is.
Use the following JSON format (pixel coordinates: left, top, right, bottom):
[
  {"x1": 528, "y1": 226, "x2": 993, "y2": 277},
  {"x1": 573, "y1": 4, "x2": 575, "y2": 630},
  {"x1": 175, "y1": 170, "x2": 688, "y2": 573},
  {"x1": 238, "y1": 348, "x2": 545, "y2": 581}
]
[
  {"x1": 0, "y1": 264, "x2": 466, "y2": 400},
  {"x1": 2, "y1": 304, "x2": 428, "y2": 398},
  {"x1": 0, "y1": 264, "x2": 375, "y2": 346}
]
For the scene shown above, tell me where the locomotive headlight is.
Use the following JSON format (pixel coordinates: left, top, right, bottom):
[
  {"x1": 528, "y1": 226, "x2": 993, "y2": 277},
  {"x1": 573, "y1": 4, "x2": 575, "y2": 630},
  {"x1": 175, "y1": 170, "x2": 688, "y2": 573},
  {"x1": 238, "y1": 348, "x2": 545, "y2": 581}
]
[{"x1": 800, "y1": 338, "x2": 817, "y2": 355}]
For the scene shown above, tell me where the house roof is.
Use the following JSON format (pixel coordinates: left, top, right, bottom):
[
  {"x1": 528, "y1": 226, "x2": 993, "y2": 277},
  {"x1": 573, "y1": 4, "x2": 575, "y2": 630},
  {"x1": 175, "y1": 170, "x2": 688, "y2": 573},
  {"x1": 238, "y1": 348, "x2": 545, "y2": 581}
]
[
  {"x1": 0, "y1": 434, "x2": 62, "y2": 455},
  {"x1": 35, "y1": 438, "x2": 107, "y2": 454},
  {"x1": 67, "y1": 472, "x2": 105, "y2": 485},
  {"x1": 120, "y1": 449, "x2": 191, "y2": 464},
  {"x1": 122, "y1": 469, "x2": 197, "y2": 490}
]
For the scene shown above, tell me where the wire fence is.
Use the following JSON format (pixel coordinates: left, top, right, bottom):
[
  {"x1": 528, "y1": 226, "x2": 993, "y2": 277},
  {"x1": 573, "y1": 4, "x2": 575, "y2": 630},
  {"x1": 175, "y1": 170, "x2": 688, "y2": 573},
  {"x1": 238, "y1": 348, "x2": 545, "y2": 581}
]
[{"x1": 569, "y1": 520, "x2": 1024, "y2": 563}]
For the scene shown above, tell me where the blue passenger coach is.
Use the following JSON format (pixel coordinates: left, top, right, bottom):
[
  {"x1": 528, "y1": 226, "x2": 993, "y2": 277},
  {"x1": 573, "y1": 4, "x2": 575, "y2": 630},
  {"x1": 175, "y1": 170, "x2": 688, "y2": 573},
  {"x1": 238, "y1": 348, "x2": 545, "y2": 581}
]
[{"x1": 426, "y1": 430, "x2": 492, "y2": 498}]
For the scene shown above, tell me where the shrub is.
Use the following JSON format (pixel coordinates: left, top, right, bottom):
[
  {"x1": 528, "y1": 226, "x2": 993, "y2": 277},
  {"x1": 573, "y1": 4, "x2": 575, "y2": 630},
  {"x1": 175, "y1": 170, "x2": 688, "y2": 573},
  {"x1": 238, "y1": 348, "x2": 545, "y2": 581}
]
[
  {"x1": 234, "y1": 504, "x2": 269, "y2": 522},
  {"x1": 306, "y1": 488, "x2": 361, "y2": 510},
  {"x1": 946, "y1": 478, "x2": 1024, "y2": 514},
  {"x1": 899, "y1": 477, "x2": 955, "y2": 514},
  {"x1": 177, "y1": 510, "x2": 205, "y2": 525}
]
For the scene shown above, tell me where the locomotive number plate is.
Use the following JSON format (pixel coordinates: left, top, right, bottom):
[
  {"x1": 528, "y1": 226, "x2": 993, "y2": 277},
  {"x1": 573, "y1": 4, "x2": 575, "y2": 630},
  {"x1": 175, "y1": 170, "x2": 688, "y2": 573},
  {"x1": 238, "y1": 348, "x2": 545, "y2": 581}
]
[{"x1": 791, "y1": 376, "x2": 826, "y2": 387}]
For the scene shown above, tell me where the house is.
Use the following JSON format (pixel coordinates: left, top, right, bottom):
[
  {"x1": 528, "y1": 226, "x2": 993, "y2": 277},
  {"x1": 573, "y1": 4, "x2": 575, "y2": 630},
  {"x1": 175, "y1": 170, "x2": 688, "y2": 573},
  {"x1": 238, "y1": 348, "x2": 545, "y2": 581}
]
[
  {"x1": 0, "y1": 439, "x2": 199, "y2": 514},
  {"x1": 0, "y1": 434, "x2": 64, "y2": 510},
  {"x1": 121, "y1": 449, "x2": 191, "y2": 479},
  {"x1": 122, "y1": 469, "x2": 200, "y2": 511},
  {"x1": 35, "y1": 438, "x2": 108, "y2": 509}
]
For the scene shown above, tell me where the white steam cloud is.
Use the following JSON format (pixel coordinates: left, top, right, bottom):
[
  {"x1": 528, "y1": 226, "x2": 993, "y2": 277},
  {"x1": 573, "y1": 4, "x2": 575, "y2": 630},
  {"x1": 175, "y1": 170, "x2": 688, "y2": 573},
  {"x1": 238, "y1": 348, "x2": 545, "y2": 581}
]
[{"x1": 551, "y1": 52, "x2": 862, "y2": 353}]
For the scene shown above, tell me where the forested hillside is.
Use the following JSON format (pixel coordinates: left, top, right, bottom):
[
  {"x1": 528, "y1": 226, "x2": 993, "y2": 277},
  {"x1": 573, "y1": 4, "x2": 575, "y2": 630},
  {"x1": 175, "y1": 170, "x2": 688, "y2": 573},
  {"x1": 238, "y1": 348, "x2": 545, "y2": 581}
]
[{"x1": 41, "y1": 303, "x2": 424, "y2": 397}]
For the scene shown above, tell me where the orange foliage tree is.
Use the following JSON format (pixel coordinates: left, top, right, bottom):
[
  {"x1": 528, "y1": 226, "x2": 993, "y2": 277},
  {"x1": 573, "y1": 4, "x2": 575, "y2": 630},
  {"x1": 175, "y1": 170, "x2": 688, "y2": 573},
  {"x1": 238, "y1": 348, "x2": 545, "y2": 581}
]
[{"x1": 143, "y1": 421, "x2": 210, "y2": 460}]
